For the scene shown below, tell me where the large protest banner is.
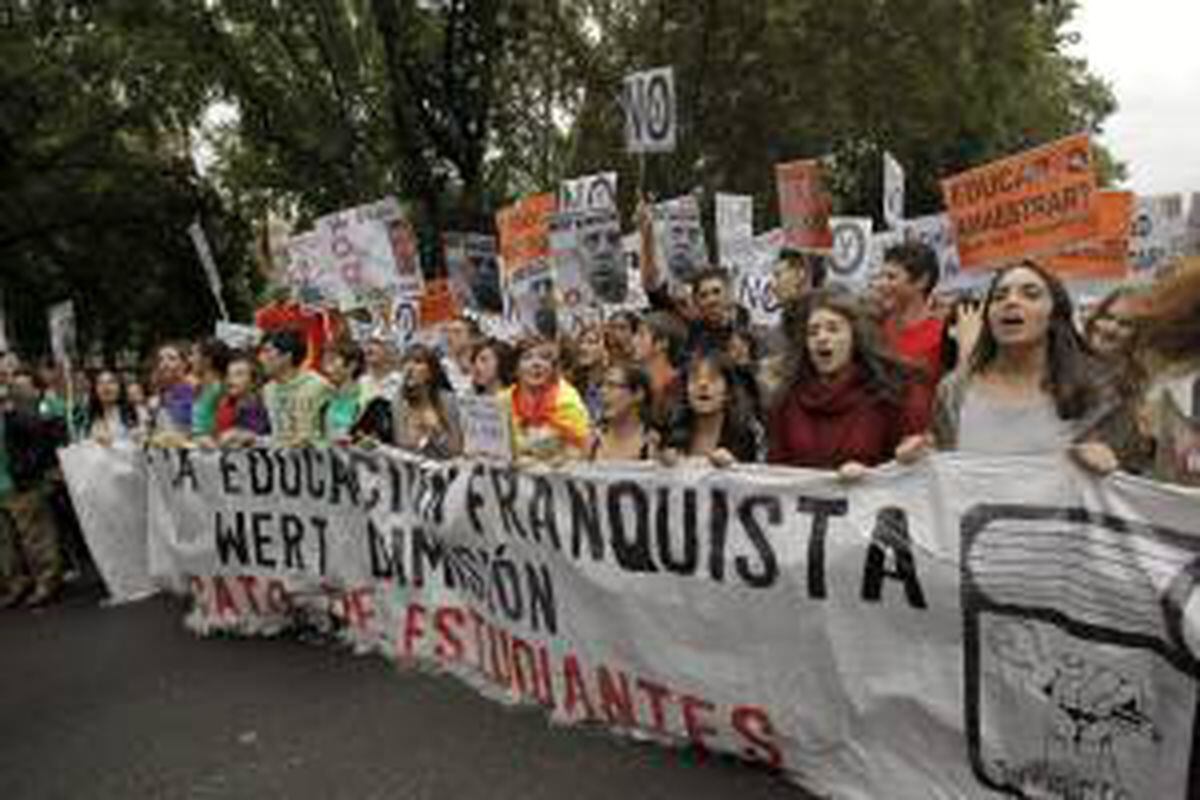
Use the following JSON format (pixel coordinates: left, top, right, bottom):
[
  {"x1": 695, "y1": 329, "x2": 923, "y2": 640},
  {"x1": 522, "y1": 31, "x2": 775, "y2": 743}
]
[
  {"x1": 776, "y1": 159, "x2": 834, "y2": 252},
  {"x1": 1044, "y1": 190, "x2": 1134, "y2": 280},
  {"x1": 941, "y1": 133, "x2": 1099, "y2": 269},
  {"x1": 61, "y1": 443, "x2": 1200, "y2": 800}
]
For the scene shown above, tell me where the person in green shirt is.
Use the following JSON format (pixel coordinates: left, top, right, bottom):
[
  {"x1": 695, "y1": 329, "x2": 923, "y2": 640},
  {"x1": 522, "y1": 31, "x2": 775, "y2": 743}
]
[
  {"x1": 259, "y1": 331, "x2": 333, "y2": 447},
  {"x1": 191, "y1": 338, "x2": 231, "y2": 444},
  {"x1": 322, "y1": 340, "x2": 364, "y2": 445}
]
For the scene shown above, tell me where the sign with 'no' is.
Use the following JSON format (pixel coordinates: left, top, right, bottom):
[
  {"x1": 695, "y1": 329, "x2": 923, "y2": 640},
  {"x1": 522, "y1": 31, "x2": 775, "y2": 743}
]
[{"x1": 623, "y1": 67, "x2": 676, "y2": 154}]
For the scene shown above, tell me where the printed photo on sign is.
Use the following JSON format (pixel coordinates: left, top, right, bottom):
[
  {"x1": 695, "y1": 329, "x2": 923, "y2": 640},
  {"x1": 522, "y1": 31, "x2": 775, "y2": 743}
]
[
  {"x1": 445, "y1": 233, "x2": 503, "y2": 314},
  {"x1": 716, "y1": 193, "x2": 754, "y2": 267},
  {"x1": 559, "y1": 172, "x2": 617, "y2": 214},
  {"x1": 507, "y1": 262, "x2": 557, "y2": 335},
  {"x1": 962, "y1": 506, "x2": 1199, "y2": 800},
  {"x1": 827, "y1": 217, "x2": 873, "y2": 285},
  {"x1": 316, "y1": 196, "x2": 423, "y2": 307},
  {"x1": 776, "y1": 159, "x2": 834, "y2": 251},
  {"x1": 552, "y1": 209, "x2": 626, "y2": 308},
  {"x1": 654, "y1": 195, "x2": 708, "y2": 290},
  {"x1": 623, "y1": 67, "x2": 676, "y2": 154}
]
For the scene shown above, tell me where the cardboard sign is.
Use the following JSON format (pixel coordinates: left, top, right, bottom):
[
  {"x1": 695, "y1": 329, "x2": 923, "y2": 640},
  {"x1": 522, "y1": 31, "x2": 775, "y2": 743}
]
[
  {"x1": 882, "y1": 151, "x2": 905, "y2": 230},
  {"x1": 1044, "y1": 191, "x2": 1134, "y2": 280},
  {"x1": 444, "y1": 233, "x2": 503, "y2": 315},
  {"x1": 827, "y1": 217, "x2": 874, "y2": 285},
  {"x1": 653, "y1": 195, "x2": 709, "y2": 289},
  {"x1": 622, "y1": 67, "x2": 676, "y2": 154},
  {"x1": 776, "y1": 159, "x2": 834, "y2": 251},
  {"x1": 48, "y1": 300, "x2": 76, "y2": 368},
  {"x1": 551, "y1": 208, "x2": 626, "y2": 311},
  {"x1": 732, "y1": 228, "x2": 785, "y2": 327},
  {"x1": 1129, "y1": 194, "x2": 1186, "y2": 276},
  {"x1": 559, "y1": 172, "x2": 618, "y2": 214},
  {"x1": 457, "y1": 394, "x2": 514, "y2": 461},
  {"x1": 418, "y1": 278, "x2": 460, "y2": 329},
  {"x1": 715, "y1": 193, "x2": 754, "y2": 267},
  {"x1": 316, "y1": 196, "x2": 424, "y2": 306},
  {"x1": 497, "y1": 193, "x2": 556, "y2": 281},
  {"x1": 941, "y1": 133, "x2": 1099, "y2": 269}
]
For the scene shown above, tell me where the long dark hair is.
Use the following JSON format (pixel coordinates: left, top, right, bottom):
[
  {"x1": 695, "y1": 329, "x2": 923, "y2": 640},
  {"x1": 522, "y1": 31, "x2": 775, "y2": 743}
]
[
  {"x1": 668, "y1": 350, "x2": 760, "y2": 462},
  {"x1": 969, "y1": 260, "x2": 1100, "y2": 420},
  {"x1": 87, "y1": 367, "x2": 136, "y2": 428},
  {"x1": 773, "y1": 286, "x2": 916, "y2": 408}
]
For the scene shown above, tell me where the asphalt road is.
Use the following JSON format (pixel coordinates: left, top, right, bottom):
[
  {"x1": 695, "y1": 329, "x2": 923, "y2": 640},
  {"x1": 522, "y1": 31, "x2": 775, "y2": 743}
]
[{"x1": 0, "y1": 592, "x2": 814, "y2": 799}]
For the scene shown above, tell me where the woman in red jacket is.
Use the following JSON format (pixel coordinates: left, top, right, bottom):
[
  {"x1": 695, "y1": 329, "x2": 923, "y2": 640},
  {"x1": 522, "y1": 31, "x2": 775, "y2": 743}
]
[{"x1": 767, "y1": 288, "x2": 928, "y2": 479}]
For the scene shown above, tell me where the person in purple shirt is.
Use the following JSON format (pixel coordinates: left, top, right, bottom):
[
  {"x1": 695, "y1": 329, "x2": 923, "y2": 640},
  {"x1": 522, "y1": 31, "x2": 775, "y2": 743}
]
[{"x1": 150, "y1": 343, "x2": 194, "y2": 444}]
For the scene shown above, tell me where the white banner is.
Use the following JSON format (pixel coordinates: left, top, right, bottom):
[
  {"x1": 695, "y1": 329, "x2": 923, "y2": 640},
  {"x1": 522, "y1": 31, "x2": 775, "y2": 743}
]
[
  {"x1": 623, "y1": 67, "x2": 676, "y2": 154},
  {"x1": 883, "y1": 151, "x2": 905, "y2": 230},
  {"x1": 65, "y1": 447, "x2": 1200, "y2": 799},
  {"x1": 306, "y1": 196, "x2": 423, "y2": 308}
]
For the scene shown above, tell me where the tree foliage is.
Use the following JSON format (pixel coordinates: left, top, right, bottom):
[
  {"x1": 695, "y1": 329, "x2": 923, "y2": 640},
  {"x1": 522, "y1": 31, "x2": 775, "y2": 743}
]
[{"x1": 0, "y1": 0, "x2": 1119, "y2": 355}]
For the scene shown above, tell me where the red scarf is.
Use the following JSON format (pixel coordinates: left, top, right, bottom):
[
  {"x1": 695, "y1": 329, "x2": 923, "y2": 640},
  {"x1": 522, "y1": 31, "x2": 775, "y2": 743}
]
[{"x1": 511, "y1": 380, "x2": 561, "y2": 431}]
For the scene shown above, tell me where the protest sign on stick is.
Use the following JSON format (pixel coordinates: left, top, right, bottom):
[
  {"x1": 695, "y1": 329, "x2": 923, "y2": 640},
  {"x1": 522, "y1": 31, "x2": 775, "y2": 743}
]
[
  {"x1": 653, "y1": 195, "x2": 709, "y2": 290},
  {"x1": 315, "y1": 196, "x2": 423, "y2": 308},
  {"x1": 497, "y1": 193, "x2": 557, "y2": 332},
  {"x1": 1129, "y1": 194, "x2": 1187, "y2": 276},
  {"x1": 732, "y1": 228, "x2": 784, "y2": 327},
  {"x1": 559, "y1": 172, "x2": 618, "y2": 214},
  {"x1": 715, "y1": 193, "x2": 754, "y2": 267},
  {"x1": 622, "y1": 67, "x2": 676, "y2": 154},
  {"x1": 187, "y1": 220, "x2": 230, "y2": 321},
  {"x1": 827, "y1": 217, "x2": 874, "y2": 285},
  {"x1": 941, "y1": 133, "x2": 1099, "y2": 269},
  {"x1": 418, "y1": 278, "x2": 460, "y2": 330},
  {"x1": 776, "y1": 159, "x2": 834, "y2": 252},
  {"x1": 882, "y1": 151, "x2": 905, "y2": 230}
]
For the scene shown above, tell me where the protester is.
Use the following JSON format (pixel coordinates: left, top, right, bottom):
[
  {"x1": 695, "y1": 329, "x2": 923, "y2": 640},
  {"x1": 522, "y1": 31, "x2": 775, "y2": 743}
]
[
  {"x1": 470, "y1": 338, "x2": 514, "y2": 396},
  {"x1": 662, "y1": 350, "x2": 761, "y2": 467},
  {"x1": 0, "y1": 365, "x2": 68, "y2": 607},
  {"x1": 503, "y1": 337, "x2": 590, "y2": 465},
  {"x1": 393, "y1": 344, "x2": 463, "y2": 459},
  {"x1": 773, "y1": 248, "x2": 827, "y2": 308},
  {"x1": 442, "y1": 318, "x2": 480, "y2": 394},
  {"x1": 1085, "y1": 287, "x2": 1140, "y2": 358},
  {"x1": 150, "y1": 342, "x2": 195, "y2": 444},
  {"x1": 358, "y1": 334, "x2": 403, "y2": 405},
  {"x1": 214, "y1": 352, "x2": 270, "y2": 447},
  {"x1": 190, "y1": 338, "x2": 231, "y2": 440},
  {"x1": 322, "y1": 340, "x2": 365, "y2": 445},
  {"x1": 917, "y1": 261, "x2": 1126, "y2": 473},
  {"x1": 604, "y1": 311, "x2": 638, "y2": 363},
  {"x1": 877, "y1": 242, "x2": 945, "y2": 386},
  {"x1": 259, "y1": 330, "x2": 332, "y2": 447},
  {"x1": 767, "y1": 289, "x2": 928, "y2": 478},
  {"x1": 590, "y1": 363, "x2": 656, "y2": 461},
  {"x1": 567, "y1": 322, "x2": 609, "y2": 422},
  {"x1": 631, "y1": 310, "x2": 687, "y2": 436},
  {"x1": 86, "y1": 369, "x2": 138, "y2": 445},
  {"x1": 124, "y1": 375, "x2": 153, "y2": 431}
]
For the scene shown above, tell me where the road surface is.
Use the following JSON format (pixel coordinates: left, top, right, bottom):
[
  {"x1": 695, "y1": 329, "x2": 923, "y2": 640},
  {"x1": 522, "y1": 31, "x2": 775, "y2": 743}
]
[{"x1": 0, "y1": 591, "x2": 814, "y2": 799}]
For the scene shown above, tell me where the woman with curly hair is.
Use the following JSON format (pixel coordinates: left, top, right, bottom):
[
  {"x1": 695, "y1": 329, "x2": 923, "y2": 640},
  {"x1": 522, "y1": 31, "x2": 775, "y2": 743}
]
[{"x1": 767, "y1": 287, "x2": 929, "y2": 478}]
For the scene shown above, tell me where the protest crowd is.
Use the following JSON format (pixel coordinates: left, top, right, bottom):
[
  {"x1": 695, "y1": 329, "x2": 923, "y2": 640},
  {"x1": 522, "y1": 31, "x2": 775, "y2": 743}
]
[{"x1": 3, "y1": 162, "x2": 1200, "y2": 613}]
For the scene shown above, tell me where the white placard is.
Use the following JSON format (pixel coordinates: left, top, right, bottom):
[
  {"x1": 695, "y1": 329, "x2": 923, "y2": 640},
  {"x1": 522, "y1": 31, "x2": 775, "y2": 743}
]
[
  {"x1": 457, "y1": 394, "x2": 514, "y2": 461},
  {"x1": 882, "y1": 151, "x2": 906, "y2": 230},
  {"x1": 623, "y1": 67, "x2": 676, "y2": 154}
]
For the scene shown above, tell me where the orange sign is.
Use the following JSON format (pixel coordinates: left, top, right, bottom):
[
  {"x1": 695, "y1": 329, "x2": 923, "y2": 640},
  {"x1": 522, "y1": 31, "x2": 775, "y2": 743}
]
[
  {"x1": 776, "y1": 159, "x2": 833, "y2": 251},
  {"x1": 1043, "y1": 190, "x2": 1133, "y2": 279},
  {"x1": 496, "y1": 193, "x2": 556, "y2": 279},
  {"x1": 418, "y1": 278, "x2": 460, "y2": 328},
  {"x1": 941, "y1": 133, "x2": 1099, "y2": 269}
]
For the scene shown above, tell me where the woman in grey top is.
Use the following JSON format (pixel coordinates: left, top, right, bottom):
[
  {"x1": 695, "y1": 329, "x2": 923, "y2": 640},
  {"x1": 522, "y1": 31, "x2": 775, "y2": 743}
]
[{"x1": 903, "y1": 260, "x2": 1125, "y2": 474}]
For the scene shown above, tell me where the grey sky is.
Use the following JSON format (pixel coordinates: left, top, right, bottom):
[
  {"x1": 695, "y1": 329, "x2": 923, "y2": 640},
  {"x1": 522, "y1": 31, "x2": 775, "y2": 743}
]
[{"x1": 1071, "y1": 1, "x2": 1200, "y2": 198}]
